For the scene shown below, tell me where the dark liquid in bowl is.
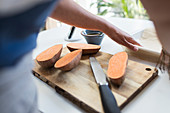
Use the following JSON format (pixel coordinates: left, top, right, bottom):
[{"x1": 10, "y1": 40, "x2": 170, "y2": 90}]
[{"x1": 87, "y1": 32, "x2": 102, "y2": 35}]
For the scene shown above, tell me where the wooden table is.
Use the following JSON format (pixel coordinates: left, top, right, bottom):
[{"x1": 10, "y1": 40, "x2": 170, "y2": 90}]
[{"x1": 32, "y1": 17, "x2": 170, "y2": 113}]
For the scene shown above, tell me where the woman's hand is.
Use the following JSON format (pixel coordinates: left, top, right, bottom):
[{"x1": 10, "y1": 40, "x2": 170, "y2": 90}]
[
  {"x1": 103, "y1": 24, "x2": 141, "y2": 51},
  {"x1": 51, "y1": 0, "x2": 141, "y2": 51}
]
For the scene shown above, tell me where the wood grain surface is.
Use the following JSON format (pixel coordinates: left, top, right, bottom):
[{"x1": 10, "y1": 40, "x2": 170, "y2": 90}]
[{"x1": 32, "y1": 48, "x2": 158, "y2": 113}]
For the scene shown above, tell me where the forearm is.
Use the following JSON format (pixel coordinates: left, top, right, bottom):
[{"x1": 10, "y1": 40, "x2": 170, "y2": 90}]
[
  {"x1": 50, "y1": 0, "x2": 114, "y2": 33},
  {"x1": 141, "y1": 0, "x2": 170, "y2": 53},
  {"x1": 50, "y1": 0, "x2": 140, "y2": 51}
]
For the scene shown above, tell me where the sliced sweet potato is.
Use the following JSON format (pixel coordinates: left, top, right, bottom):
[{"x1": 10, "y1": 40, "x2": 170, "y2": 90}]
[
  {"x1": 67, "y1": 43, "x2": 101, "y2": 55},
  {"x1": 54, "y1": 50, "x2": 82, "y2": 71},
  {"x1": 36, "y1": 44, "x2": 63, "y2": 68},
  {"x1": 107, "y1": 52, "x2": 128, "y2": 86}
]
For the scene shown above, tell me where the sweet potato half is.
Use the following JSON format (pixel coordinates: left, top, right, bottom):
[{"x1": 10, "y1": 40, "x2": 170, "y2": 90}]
[
  {"x1": 36, "y1": 44, "x2": 63, "y2": 68},
  {"x1": 67, "y1": 43, "x2": 101, "y2": 55},
  {"x1": 107, "y1": 52, "x2": 128, "y2": 86},
  {"x1": 54, "y1": 50, "x2": 82, "y2": 71}
]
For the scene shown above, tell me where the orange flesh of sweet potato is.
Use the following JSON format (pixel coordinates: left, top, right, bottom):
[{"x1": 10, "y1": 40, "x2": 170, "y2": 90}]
[
  {"x1": 36, "y1": 44, "x2": 63, "y2": 68},
  {"x1": 54, "y1": 50, "x2": 82, "y2": 71},
  {"x1": 67, "y1": 43, "x2": 101, "y2": 55},
  {"x1": 107, "y1": 52, "x2": 128, "y2": 86}
]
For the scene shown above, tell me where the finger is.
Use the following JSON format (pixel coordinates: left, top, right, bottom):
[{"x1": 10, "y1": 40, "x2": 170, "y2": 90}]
[
  {"x1": 126, "y1": 37, "x2": 142, "y2": 46},
  {"x1": 122, "y1": 39, "x2": 139, "y2": 51}
]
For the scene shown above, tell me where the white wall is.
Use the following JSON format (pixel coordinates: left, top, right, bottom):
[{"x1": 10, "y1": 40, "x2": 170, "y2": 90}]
[{"x1": 75, "y1": 0, "x2": 97, "y2": 14}]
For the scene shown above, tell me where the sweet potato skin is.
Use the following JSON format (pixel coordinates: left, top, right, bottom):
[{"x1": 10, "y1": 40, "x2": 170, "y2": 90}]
[
  {"x1": 67, "y1": 47, "x2": 99, "y2": 55},
  {"x1": 36, "y1": 45, "x2": 63, "y2": 68},
  {"x1": 67, "y1": 43, "x2": 101, "y2": 55},
  {"x1": 54, "y1": 50, "x2": 82, "y2": 71},
  {"x1": 109, "y1": 75, "x2": 125, "y2": 86}
]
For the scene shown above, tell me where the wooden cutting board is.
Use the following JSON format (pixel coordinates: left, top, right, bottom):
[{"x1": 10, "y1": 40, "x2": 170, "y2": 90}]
[{"x1": 32, "y1": 48, "x2": 158, "y2": 113}]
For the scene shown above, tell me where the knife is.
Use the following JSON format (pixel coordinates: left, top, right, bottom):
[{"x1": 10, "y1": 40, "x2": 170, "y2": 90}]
[
  {"x1": 89, "y1": 57, "x2": 120, "y2": 113},
  {"x1": 68, "y1": 26, "x2": 75, "y2": 39}
]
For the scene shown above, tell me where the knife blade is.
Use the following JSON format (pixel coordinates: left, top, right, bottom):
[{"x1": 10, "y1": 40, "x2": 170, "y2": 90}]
[{"x1": 89, "y1": 57, "x2": 120, "y2": 113}]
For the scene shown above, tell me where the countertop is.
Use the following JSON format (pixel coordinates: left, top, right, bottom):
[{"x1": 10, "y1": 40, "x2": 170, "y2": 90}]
[{"x1": 32, "y1": 17, "x2": 170, "y2": 113}]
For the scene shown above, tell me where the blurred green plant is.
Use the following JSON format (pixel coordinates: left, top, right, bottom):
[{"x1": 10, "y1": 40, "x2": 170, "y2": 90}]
[{"x1": 90, "y1": 0, "x2": 149, "y2": 19}]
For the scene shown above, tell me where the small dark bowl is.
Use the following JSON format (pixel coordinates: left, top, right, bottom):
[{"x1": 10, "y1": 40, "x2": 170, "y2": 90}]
[{"x1": 81, "y1": 30, "x2": 104, "y2": 45}]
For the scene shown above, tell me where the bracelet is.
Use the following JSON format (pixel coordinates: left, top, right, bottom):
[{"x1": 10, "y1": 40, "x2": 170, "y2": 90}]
[{"x1": 156, "y1": 48, "x2": 170, "y2": 77}]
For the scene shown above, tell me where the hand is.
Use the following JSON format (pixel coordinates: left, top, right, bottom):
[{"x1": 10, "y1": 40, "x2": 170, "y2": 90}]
[
  {"x1": 51, "y1": 0, "x2": 141, "y2": 51},
  {"x1": 104, "y1": 25, "x2": 141, "y2": 51}
]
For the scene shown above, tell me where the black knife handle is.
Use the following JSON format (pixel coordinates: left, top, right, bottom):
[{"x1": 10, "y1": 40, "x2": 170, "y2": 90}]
[
  {"x1": 68, "y1": 26, "x2": 75, "y2": 39},
  {"x1": 99, "y1": 85, "x2": 121, "y2": 113}
]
